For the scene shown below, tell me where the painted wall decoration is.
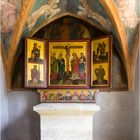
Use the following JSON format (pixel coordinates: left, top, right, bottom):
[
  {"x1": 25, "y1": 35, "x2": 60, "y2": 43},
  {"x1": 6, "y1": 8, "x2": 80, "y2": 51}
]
[
  {"x1": 91, "y1": 36, "x2": 112, "y2": 88},
  {"x1": 39, "y1": 89, "x2": 98, "y2": 103},
  {"x1": 1, "y1": 0, "x2": 17, "y2": 56},
  {"x1": 115, "y1": 0, "x2": 139, "y2": 54},
  {"x1": 77, "y1": 0, "x2": 111, "y2": 31},
  {"x1": 116, "y1": 0, "x2": 139, "y2": 28},
  {"x1": 1, "y1": 1, "x2": 16, "y2": 33},
  {"x1": 48, "y1": 40, "x2": 89, "y2": 88},
  {"x1": 1, "y1": 0, "x2": 24, "y2": 56},
  {"x1": 25, "y1": 37, "x2": 46, "y2": 88},
  {"x1": 27, "y1": 0, "x2": 61, "y2": 31}
]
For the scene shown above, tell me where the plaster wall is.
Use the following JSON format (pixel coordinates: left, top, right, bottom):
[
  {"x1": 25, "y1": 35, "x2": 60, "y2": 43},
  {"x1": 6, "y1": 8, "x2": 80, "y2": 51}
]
[
  {"x1": 0, "y1": 55, "x2": 139, "y2": 140},
  {"x1": 7, "y1": 91, "x2": 40, "y2": 140},
  {"x1": 94, "y1": 91, "x2": 133, "y2": 140},
  {"x1": 0, "y1": 56, "x2": 40, "y2": 140},
  {"x1": 0, "y1": 57, "x2": 9, "y2": 140},
  {"x1": 133, "y1": 52, "x2": 139, "y2": 140}
]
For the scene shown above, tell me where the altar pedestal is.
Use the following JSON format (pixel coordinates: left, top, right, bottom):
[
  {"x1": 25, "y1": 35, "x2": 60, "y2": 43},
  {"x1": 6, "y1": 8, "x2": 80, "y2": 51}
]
[{"x1": 33, "y1": 103, "x2": 100, "y2": 140}]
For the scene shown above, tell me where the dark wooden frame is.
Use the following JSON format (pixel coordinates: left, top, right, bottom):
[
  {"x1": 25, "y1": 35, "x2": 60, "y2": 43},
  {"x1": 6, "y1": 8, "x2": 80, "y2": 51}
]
[
  {"x1": 47, "y1": 40, "x2": 90, "y2": 89},
  {"x1": 25, "y1": 37, "x2": 47, "y2": 88},
  {"x1": 90, "y1": 35, "x2": 112, "y2": 89}
]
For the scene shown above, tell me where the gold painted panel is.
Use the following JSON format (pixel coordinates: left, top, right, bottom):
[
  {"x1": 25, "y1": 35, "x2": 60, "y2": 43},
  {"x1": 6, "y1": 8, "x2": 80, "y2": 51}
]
[
  {"x1": 25, "y1": 37, "x2": 46, "y2": 88},
  {"x1": 91, "y1": 36, "x2": 112, "y2": 88},
  {"x1": 48, "y1": 40, "x2": 89, "y2": 88}
]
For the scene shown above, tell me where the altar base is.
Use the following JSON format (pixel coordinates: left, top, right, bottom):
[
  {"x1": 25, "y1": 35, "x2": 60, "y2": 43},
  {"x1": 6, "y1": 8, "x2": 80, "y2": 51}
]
[{"x1": 33, "y1": 103, "x2": 100, "y2": 140}]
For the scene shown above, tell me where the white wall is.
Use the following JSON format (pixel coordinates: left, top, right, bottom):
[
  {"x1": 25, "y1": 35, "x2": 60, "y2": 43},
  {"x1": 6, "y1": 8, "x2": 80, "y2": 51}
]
[
  {"x1": 7, "y1": 91, "x2": 40, "y2": 140},
  {"x1": 0, "y1": 57, "x2": 9, "y2": 140},
  {"x1": 133, "y1": 52, "x2": 139, "y2": 140},
  {"x1": 94, "y1": 91, "x2": 133, "y2": 140},
  {"x1": 0, "y1": 56, "x2": 40, "y2": 140}
]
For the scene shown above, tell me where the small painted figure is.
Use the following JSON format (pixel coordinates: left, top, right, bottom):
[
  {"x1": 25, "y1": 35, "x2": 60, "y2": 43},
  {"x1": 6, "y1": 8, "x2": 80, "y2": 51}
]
[
  {"x1": 87, "y1": 91, "x2": 94, "y2": 100},
  {"x1": 79, "y1": 91, "x2": 87, "y2": 100},
  {"x1": 42, "y1": 91, "x2": 48, "y2": 100},
  {"x1": 79, "y1": 52, "x2": 86, "y2": 79},
  {"x1": 49, "y1": 93, "x2": 56, "y2": 101},
  {"x1": 57, "y1": 53, "x2": 65, "y2": 80},
  {"x1": 28, "y1": 65, "x2": 43, "y2": 85},
  {"x1": 56, "y1": 92, "x2": 64, "y2": 100},
  {"x1": 65, "y1": 91, "x2": 72, "y2": 100},
  {"x1": 93, "y1": 65, "x2": 108, "y2": 85},
  {"x1": 98, "y1": 42, "x2": 107, "y2": 61},
  {"x1": 50, "y1": 53, "x2": 58, "y2": 80},
  {"x1": 72, "y1": 91, "x2": 80, "y2": 101},
  {"x1": 70, "y1": 53, "x2": 80, "y2": 81},
  {"x1": 93, "y1": 42, "x2": 108, "y2": 62},
  {"x1": 28, "y1": 43, "x2": 43, "y2": 63}
]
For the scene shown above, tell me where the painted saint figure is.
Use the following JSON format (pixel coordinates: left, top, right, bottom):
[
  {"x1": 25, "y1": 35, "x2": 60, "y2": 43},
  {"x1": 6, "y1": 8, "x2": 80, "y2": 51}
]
[
  {"x1": 50, "y1": 53, "x2": 58, "y2": 80},
  {"x1": 94, "y1": 42, "x2": 108, "y2": 62},
  {"x1": 28, "y1": 43, "x2": 43, "y2": 63},
  {"x1": 70, "y1": 53, "x2": 80, "y2": 81},
  {"x1": 28, "y1": 65, "x2": 43, "y2": 85},
  {"x1": 57, "y1": 53, "x2": 65, "y2": 80},
  {"x1": 79, "y1": 52, "x2": 86, "y2": 79},
  {"x1": 93, "y1": 65, "x2": 107, "y2": 85}
]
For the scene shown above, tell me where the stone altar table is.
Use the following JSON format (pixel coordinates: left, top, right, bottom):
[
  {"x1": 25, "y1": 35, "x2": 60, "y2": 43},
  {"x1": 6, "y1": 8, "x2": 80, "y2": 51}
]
[{"x1": 33, "y1": 103, "x2": 100, "y2": 140}]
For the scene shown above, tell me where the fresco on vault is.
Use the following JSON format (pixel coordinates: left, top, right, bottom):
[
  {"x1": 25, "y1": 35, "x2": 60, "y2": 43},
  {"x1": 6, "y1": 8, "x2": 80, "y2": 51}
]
[
  {"x1": 77, "y1": 0, "x2": 111, "y2": 32},
  {"x1": 116, "y1": 0, "x2": 139, "y2": 28},
  {"x1": 115, "y1": 0, "x2": 139, "y2": 54},
  {"x1": 1, "y1": 0, "x2": 23, "y2": 56},
  {"x1": 27, "y1": 0, "x2": 61, "y2": 31},
  {"x1": 1, "y1": 1, "x2": 16, "y2": 33}
]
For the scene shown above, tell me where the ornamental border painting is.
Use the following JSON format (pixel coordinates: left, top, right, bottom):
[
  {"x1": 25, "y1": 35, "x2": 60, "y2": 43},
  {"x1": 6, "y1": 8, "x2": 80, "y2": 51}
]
[
  {"x1": 48, "y1": 40, "x2": 90, "y2": 89},
  {"x1": 91, "y1": 36, "x2": 112, "y2": 89},
  {"x1": 39, "y1": 89, "x2": 98, "y2": 103},
  {"x1": 25, "y1": 37, "x2": 46, "y2": 88}
]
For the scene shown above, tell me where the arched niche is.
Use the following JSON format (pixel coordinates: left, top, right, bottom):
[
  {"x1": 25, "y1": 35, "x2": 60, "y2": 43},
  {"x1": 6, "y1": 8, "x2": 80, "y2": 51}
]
[{"x1": 11, "y1": 15, "x2": 128, "y2": 90}]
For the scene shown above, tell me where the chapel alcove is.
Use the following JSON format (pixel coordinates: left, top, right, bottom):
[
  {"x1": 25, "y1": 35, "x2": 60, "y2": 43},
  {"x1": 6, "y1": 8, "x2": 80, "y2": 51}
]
[{"x1": 11, "y1": 15, "x2": 128, "y2": 90}]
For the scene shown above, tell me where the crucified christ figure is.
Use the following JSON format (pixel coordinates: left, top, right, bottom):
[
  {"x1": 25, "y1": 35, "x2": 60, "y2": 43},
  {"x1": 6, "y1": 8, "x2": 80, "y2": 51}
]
[{"x1": 53, "y1": 43, "x2": 83, "y2": 74}]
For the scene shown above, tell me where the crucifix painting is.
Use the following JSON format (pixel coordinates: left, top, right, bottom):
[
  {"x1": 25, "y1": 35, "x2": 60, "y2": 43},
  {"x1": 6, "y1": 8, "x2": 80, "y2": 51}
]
[{"x1": 48, "y1": 41, "x2": 89, "y2": 88}]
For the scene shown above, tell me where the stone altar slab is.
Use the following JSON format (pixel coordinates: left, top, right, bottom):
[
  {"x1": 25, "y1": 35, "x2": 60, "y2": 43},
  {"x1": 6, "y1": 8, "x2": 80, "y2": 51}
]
[{"x1": 33, "y1": 103, "x2": 100, "y2": 140}]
